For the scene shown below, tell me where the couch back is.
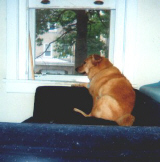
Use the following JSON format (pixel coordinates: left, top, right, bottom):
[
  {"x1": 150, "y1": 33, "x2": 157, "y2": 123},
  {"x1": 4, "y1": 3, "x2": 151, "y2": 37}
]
[
  {"x1": 28, "y1": 86, "x2": 160, "y2": 126},
  {"x1": 33, "y1": 86, "x2": 117, "y2": 125}
]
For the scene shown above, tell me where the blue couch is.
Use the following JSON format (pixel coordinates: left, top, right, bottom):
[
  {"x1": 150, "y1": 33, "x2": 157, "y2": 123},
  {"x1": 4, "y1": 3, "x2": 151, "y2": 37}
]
[{"x1": 0, "y1": 86, "x2": 160, "y2": 161}]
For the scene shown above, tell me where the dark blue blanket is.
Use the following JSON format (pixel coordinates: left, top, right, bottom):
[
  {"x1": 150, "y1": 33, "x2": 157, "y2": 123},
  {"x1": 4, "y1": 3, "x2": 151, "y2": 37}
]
[{"x1": 0, "y1": 122, "x2": 160, "y2": 161}]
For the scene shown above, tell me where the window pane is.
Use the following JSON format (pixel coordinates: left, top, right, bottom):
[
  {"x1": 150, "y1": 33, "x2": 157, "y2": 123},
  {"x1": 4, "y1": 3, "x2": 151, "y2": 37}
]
[
  {"x1": 35, "y1": 9, "x2": 110, "y2": 77},
  {"x1": 45, "y1": 51, "x2": 51, "y2": 56}
]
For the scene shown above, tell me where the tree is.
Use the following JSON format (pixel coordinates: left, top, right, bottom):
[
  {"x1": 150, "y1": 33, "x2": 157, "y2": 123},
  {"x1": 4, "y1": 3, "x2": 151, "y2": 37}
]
[{"x1": 36, "y1": 9, "x2": 110, "y2": 68}]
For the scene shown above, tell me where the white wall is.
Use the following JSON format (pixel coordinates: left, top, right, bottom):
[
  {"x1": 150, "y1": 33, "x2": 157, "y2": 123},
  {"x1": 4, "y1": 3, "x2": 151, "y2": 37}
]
[
  {"x1": 134, "y1": 0, "x2": 160, "y2": 86},
  {"x1": 0, "y1": 0, "x2": 34, "y2": 122},
  {"x1": 0, "y1": 0, "x2": 160, "y2": 122}
]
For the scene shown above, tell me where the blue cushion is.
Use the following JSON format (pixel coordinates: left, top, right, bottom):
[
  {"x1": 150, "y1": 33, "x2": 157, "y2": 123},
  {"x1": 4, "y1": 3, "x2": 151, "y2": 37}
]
[
  {"x1": 0, "y1": 122, "x2": 160, "y2": 161},
  {"x1": 140, "y1": 82, "x2": 160, "y2": 102}
]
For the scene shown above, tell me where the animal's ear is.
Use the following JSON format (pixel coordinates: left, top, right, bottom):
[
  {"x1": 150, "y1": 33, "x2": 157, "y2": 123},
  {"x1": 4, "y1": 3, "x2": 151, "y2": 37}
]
[{"x1": 92, "y1": 54, "x2": 102, "y2": 65}]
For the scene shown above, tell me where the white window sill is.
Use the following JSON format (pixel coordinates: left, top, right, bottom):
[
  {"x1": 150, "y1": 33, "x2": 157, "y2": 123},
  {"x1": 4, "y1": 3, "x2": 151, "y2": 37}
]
[
  {"x1": 4, "y1": 77, "x2": 89, "y2": 93},
  {"x1": 4, "y1": 78, "x2": 138, "y2": 94}
]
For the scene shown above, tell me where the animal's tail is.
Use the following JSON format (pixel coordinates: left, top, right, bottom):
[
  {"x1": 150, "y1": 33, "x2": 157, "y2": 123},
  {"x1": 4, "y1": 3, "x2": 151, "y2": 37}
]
[
  {"x1": 73, "y1": 108, "x2": 91, "y2": 117},
  {"x1": 116, "y1": 114, "x2": 135, "y2": 126}
]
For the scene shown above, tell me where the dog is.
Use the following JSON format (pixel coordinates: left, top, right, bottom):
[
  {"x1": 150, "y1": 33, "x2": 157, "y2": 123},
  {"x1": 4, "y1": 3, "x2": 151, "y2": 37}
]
[{"x1": 73, "y1": 54, "x2": 135, "y2": 126}]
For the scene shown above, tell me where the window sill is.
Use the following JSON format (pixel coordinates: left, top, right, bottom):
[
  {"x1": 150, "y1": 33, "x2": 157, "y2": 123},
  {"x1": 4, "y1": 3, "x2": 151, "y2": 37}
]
[
  {"x1": 4, "y1": 79, "x2": 88, "y2": 93},
  {"x1": 4, "y1": 78, "x2": 138, "y2": 93}
]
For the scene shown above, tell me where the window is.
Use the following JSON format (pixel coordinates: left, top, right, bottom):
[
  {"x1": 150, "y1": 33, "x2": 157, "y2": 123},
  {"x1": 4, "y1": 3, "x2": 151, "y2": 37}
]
[
  {"x1": 44, "y1": 44, "x2": 52, "y2": 57},
  {"x1": 6, "y1": 0, "x2": 138, "y2": 93},
  {"x1": 34, "y1": 9, "x2": 111, "y2": 80}
]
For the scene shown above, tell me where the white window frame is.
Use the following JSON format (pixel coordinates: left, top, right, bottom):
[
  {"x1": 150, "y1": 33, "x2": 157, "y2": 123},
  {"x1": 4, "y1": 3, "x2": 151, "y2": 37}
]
[{"x1": 5, "y1": 0, "x2": 138, "y2": 93}]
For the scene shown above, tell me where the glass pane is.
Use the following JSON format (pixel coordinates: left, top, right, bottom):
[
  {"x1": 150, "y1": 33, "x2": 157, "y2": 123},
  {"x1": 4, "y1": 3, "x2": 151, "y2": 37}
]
[
  {"x1": 35, "y1": 9, "x2": 110, "y2": 76},
  {"x1": 45, "y1": 51, "x2": 51, "y2": 56}
]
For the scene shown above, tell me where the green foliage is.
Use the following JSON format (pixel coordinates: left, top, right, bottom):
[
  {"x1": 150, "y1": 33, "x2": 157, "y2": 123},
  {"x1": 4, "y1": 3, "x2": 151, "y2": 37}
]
[
  {"x1": 36, "y1": 38, "x2": 43, "y2": 46},
  {"x1": 36, "y1": 9, "x2": 110, "y2": 57},
  {"x1": 87, "y1": 10, "x2": 110, "y2": 56},
  {"x1": 36, "y1": 9, "x2": 51, "y2": 36}
]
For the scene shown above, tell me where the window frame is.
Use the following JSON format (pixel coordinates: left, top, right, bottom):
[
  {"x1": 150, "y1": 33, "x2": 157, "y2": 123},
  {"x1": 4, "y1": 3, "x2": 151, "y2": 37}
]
[{"x1": 5, "y1": 0, "x2": 137, "y2": 93}]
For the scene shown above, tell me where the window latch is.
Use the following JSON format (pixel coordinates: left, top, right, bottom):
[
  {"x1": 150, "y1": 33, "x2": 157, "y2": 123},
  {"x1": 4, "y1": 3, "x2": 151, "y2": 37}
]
[{"x1": 41, "y1": 0, "x2": 50, "y2": 4}]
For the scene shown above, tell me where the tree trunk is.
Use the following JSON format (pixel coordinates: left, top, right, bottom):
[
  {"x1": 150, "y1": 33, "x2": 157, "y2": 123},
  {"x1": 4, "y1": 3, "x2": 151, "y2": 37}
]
[{"x1": 75, "y1": 10, "x2": 88, "y2": 70}]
